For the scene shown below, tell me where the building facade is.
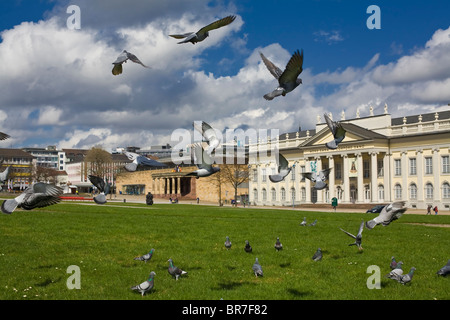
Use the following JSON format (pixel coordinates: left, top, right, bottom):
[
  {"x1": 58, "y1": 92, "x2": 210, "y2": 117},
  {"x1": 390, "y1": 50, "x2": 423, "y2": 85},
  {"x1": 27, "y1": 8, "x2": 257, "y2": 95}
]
[{"x1": 248, "y1": 108, "x2": 450, "y2": 210}]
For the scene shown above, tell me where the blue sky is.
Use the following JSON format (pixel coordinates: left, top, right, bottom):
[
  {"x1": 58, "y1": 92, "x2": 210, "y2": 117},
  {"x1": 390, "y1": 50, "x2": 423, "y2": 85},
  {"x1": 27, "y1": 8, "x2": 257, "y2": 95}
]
[{"x1": 0, "y1": 0, "x2": 449, "y2": 150}]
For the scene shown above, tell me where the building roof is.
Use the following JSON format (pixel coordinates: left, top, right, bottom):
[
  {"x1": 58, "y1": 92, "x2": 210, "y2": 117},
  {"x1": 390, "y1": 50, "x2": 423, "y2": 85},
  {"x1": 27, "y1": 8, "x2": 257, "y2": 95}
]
[
  {"x1": 391, "y1": 110, "x2": 450, "y2": 126},
  {"x1": 0, "y1": 148, "x2": 34, "y2": 159}
]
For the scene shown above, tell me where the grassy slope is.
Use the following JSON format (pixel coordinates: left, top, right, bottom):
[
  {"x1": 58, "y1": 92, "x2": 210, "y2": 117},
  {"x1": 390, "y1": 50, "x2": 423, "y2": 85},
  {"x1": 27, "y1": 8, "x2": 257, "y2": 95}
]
[{"x1": 0, "y1": 202, "x2": 449, "y2": 300}]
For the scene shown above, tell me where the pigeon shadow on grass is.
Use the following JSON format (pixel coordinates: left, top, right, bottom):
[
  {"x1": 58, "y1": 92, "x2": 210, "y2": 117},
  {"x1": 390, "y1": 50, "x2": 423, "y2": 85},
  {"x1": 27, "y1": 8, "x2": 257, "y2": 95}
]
[
  {"x1": 286, "y1": 288, "x2": 312, "y2": 298},
  {"x1": 213, "y1": 281, "x2": 251, "y2": 291},
  {"x1": 35, "y1": 277, "x2": 62, "y2": 287}
]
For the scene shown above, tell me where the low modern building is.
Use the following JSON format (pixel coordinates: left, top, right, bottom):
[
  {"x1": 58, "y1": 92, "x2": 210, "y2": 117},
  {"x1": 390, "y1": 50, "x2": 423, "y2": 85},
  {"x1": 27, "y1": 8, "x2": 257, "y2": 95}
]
[{"x1": 248, "y1": 107, "x2": 450, "y2": 210}]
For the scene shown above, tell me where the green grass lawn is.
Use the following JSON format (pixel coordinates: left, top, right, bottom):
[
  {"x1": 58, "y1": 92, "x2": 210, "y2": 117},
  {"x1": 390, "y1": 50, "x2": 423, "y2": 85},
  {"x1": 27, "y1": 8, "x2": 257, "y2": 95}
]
[{"x1": 0, "y1": 202, "x2": 449, "y2": 300}]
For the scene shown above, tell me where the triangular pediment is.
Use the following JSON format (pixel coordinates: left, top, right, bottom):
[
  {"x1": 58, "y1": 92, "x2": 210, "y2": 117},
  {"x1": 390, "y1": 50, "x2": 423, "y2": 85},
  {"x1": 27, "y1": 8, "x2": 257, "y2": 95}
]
[{"x1": 299, "y1": 123, "x2": 387, "y2": 148}]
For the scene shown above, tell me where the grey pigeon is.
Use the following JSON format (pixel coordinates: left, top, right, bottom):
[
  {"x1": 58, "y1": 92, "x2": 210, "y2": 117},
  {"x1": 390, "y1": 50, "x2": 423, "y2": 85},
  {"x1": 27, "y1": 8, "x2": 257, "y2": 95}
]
[
  {"x1": 193, "y1": 121, "x2": 220, "y2": 156},
  {"x1": 437, "y1": 260, "x2": 450, "y2": 276},
  {"x1": 244, "y1": 240, "x2": 252, "y2": 253},
  {"x1": 134, "y1": 248, "x2": 155, "y2": 263},
  {"x1": 169, "y1": 15, "x2": 236, "y2": 44},
  {"x1": 269, "y1": 150, "x2": 291, "y2": 183},
  {"x1": 302, "y1": 168, "x2": 332, "y2": 190},
  {"x1": 123, "y1": 151, "x2": 167, "y2": 172},
  {"x1": 1, "y1": 183, "x2": 63, "y2": 214},
  {"x1": 340, "y1": 220, "x2": 364, "y2": 251},
  {"x1": 168, "y1": 258, "x2": 187, "y2": 280},
  {"x1": 324, "y1": 113, "x2": 346, "y2": 149},
  {"x1": 186, "y1": 143, "x2": 220, "y2": 178},
  {"x1": 252, "y1": 257, "x2": 263, "y2": 277},
  {"x1": 274, "y1": 237, "x2": 283, "y2": 251},
  {"x1": 386, "y1": 261, "x2": 403, "y2": 281},
  {"x1": 390, "y1": 256, "x2": 398, "y2": 270},
  {"x1": 312, "y1": 248, "x2": 322, "y2": 261},
  {"x1": 366, "y1": 201, "x2": 407, "y2": 230},
  {"x1": 300, "y1": 217, "x2": 307, "y2": 226},
  {"x1": 260, "y1": 49, "x2": 303, "y2": 100},
  {"x1": 131, "y1": 271, "x2": 155, "y2": 296},
  {"x1": 112, "y1": 50, "x2": 150, "y2": 75},
  {"x1": 88, "y1": 175, "x2": 110, "y2": 205},
  {"x1": 224, "y1": 236, "x2": 232, "y2": 250},
  {"x1": 398, "y1": 267, "x2": 415, "y2": 285},
  {"x1": 0, "y1": 165, "x2": 11, "y2": 191},
  {"x1": 0, "y1": 132, "x2": 10, "y2": 140},
  {"x1": 308, "y1": 219, "x2": 318, "y2": 227}
]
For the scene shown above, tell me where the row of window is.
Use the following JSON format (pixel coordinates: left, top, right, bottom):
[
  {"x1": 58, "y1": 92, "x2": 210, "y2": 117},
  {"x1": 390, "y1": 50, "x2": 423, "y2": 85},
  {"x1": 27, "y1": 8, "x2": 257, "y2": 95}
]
[
  {"x1": 252, "y1": 182, "x2": 450, "y2": 202},
  {"x1": 395, "y1": 155, "x2": 450, "y2": 176}
]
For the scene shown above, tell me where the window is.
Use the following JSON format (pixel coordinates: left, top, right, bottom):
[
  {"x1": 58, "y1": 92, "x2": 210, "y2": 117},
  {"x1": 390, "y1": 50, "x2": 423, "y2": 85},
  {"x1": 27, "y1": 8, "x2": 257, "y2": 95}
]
[
  {"x1": 252, "y1": 169, "x2": 257, "y2": 182},
  {"x1": 443, "y1": 183, "x2": 450, "y2": 199},
  {"x1": 262, "y1": 169, "x2": 267, "y2": 182},
  {"x1": 363, "y1": 161, "x2": 370, "y2": 178},
  {"x1": 280, "y1": 188, "x2": 286, "y2": 201},
  {"x1": 409, "y1": 183, "x2": 417, "y2": 200},
  {"x1": 301, "y1": 187, "x2": 306, "y2": 201},
  {"x1": 378, "y1": 185, "x2": 384, "y2": 200},
  {"x1": 290, "y1": 188, "x2": 296, "y2": 201},
  {"x1": 394, "y1": 184, "x2": 402, "y2": 200},
  {"x1": 335, "y1": 162, "x2": 342, "y2": 179},
  {"x1": 364, "y1": 185, "x2": 370, "y2": 200},
  {"x1": 301, "y1": 166, "x2": 305, "y2": 182},
  {"x1": 262, "y1": 188, "x2": 267, "y2": 201},
  {"x1": 425, "y1": 183, "x2": 433, "y2": 199},
  {"x1": 425, "y1": 157, "x2": 432, "y2": 174},
  {"x1": 271, "y1": 188, "x2": 276, "y2": 202},
  {"x1": 377, "y1": 159, "x2": 384, "y2": 177},
  {"x1": 337, "y1": 186, "x2": 343, "y2": 200},
  {"x1": 409, "y1": 158, "x2": 416, "y2": 175},
  {"x1": 253, "y1": 189, "x2": 258, "y2": 201},
  {"x1": 442, "y1": 156, "x2": 450, "y2": 174},
  {"x1": 290, "y1": 166, "x2": 295, "y2": 181},
  {"x1": 394, "y1": 159, "x2": 401, "y2": 176}
]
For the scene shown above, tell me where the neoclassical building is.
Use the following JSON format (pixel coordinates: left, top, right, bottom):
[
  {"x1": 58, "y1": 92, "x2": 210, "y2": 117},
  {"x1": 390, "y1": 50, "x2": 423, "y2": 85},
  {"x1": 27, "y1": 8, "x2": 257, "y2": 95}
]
[{"x1": 248, "y1": 107, "x2": 450, "y2": 210}]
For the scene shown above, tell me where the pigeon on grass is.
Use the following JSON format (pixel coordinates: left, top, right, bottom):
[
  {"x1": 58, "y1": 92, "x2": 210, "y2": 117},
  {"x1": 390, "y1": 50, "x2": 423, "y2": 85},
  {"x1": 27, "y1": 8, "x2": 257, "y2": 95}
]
[
  {"x1": 386, "y1": 261, "x2": 403, "y2": 281},
  {"x1": 274, "y1": 237, "x2": 283, "y2": 251},
  {"x1": 244, "y1": 240, "x2": 252, "y2": 253},
  {"x1": 300, "y1": 217, "x2": 307, "y2": 226},
  {"x1": 88, "y1": 175, "x2": 110, "y2": 205},
  {"x1": 134, "y1": 249, "x2": 155, "y2": 263},
  {"x1": 168, "y1": 258, "x2": 187, "y2": 280},
  {"x1": 312, "y1": 248, "x2": 322, "y2": 261},
  {"x1": 398, "y1": 267, "x2": 415, "y2": 285},
  {"x1": 224, "y1": 236, "x2": 232, "y2": 250},
  {"x1": 131, "y1": 272, "x2": 156, "y2": 296},
  {"x1": 112, "y1": 50, "x2": 150, "y2": 75},
  {"x1": 169, "y1": 15, "x2": 236, "y2": 44},
  {"x1": 436, "y1": 260, "x2": 450, "y2": 276},
  {"x1": 366, "y1": 201, "x2": 407, "y2": 230},
  {"x1": 1, "y1": 183, "x2": 63, "y2": 214},
  {"x1": 260, "y1": 49, "x2": 303, "y2": 100},
  {"x1": 252, "y1": 258, "x2": 263, "y2": 277}
]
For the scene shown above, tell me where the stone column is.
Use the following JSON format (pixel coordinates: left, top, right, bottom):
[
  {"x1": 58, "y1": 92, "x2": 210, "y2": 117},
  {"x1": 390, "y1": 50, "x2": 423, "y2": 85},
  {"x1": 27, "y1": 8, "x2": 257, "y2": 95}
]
[
  {"x1": 305, "y1": 158, "x2": 311, "y2": 203},
  {"x1": 177, "y1": 177, "x2": 181, "y2": 195},
  {"x1": 416, "y1": 149, "x2": 424, "y2": 202},
  {"x1": 370, "y1": 152, "x2": 378, "y2": 202},
  {"x1": 383, "y1": 153, "x2": 391, "y2": 202},
  {"x1": 356, "y1": 153, "x2": 363, "y2": 203},
  {"x1": 328, "y1": 155, "x2": 335, "y2": 199},
  {"x1": 433, "y1": 148, "x2": 440, "y2": 202},
  {"x1": 342, "y1": 154, "x2": 350, "y2": 203},
  {"x1": 315, "y1": 156, "x2": 323, "y2": 203}
]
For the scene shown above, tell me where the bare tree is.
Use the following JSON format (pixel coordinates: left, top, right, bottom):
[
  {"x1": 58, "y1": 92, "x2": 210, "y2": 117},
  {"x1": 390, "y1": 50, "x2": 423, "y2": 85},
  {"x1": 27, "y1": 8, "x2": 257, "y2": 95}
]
[
  {"x1": 84, "y1": 146, "x2": 112, "y2": 178},
  {"x1": 219, "y1": 163, "x2": 249, "y2": 207}
]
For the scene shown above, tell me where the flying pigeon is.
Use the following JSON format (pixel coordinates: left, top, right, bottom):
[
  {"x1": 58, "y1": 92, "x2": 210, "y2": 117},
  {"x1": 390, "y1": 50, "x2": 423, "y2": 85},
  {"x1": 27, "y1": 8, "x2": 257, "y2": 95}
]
[
  {"x1": 436, "y1": 260, "x2": 450, "y2": 276},
  {"x1": 274, "y1": 237, "x2": 283, "y2": 251},
  {"x1": 186, "y1": 143, "x2": 220, "y2": 178},
  {"x1": 366, "y1": 201, "x2": 407, "y2": 230},
  {"x1": 244, "y1": 240, "x2": 252, "y2": 253},
  {"x1": 193, "y1": 121, "x2": 220, "y2": 156},
  {"x1": 168, "y1": 258, "x2": 187, "y2": 280},
  {"x1": 252, "y1": 257, "x2": 263, "y2": 277},
  {"x1": 260, "y1": 49, "x2": 303, "y2": 100},
  {"x1": 302, "y1": 168, "x2": 332, "y2": 190},
  {"x1": 88, "y1": 175, "x2": 110, "y2": 205},
  {"x1": 324, "y1": 113, "x2": 346, "y2": 149},
  {"x1": 312, "y1": 248, "x2": 322, "y2": 261},
  {"x1": 308, "y1": 219, "x2": 318, "y2": 227},
  {"x1": 386, "y1": 261, "x2": 403, "y2": 281},
  {"x1": 169, "y1": 15, "x2": 236, "y2": 44},
  {"x1": 300, "y1": 217, "x2": 307, "y2": 226},
  {"x1": 0, "y1": 166, "x2": 11, "y2": 191},
  {"x1": 131, "y1": 271, "x2": 156, "y2": 296},
  {"x1": 134, "y1": 249, "x2": 155, "y2": 263},
  {"x1": 0, "y1": 132, "x2": 10, "y2": 140},
  {"x1": 390, "y1": 256, "x2": 398, "y2": 270},
  {"x1": 269, "y1": 150, "x2": 291, "y2": 183},
  {"x1": 398, "y1": 267, "x2": 416, "y2": 285},
  {"x1": 224, "y1": 236, "x2": 232, "y2": 250},
  {"x1": 1, "y1": 183, "x2": 63, "y2": 214},
  {"x1": 112, "y1": 50, "x2": 150, "y2": 75},
  {"x1": 340, "y1": 220, "x2": 364, "y2": 251},
  {"x1": 123, "y1": 151, "x2": 167, "y2": 172}
]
